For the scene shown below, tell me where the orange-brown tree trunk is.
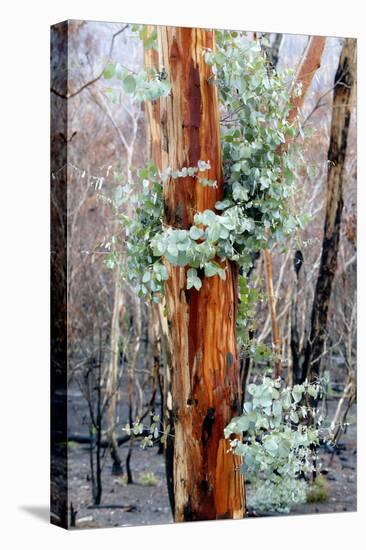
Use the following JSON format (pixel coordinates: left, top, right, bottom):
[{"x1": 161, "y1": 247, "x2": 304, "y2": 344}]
[
  {"x1": 150, "y1": 26, "x2": 245, "y2": 522},
  {"x1": 288, "y1": 36, "x2": 327, "y2": 122}
]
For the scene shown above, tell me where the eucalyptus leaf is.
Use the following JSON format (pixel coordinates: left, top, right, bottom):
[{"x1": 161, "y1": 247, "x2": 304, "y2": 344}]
[
  {"x1": 103, "y1": 63, "x2": 116, "y2": 79},
  {"x1": 122, "y1": 75, "x2": 137, "y2": 94}
]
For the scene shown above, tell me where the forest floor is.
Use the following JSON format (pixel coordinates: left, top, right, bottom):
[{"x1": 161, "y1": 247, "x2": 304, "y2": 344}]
[{"x1": 68, "y1": 397, "x2": 356, "y2": 529}]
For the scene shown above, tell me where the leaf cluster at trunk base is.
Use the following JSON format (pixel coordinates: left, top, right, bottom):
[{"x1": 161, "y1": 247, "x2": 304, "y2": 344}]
[{"x1": 225, "y1": 377, "x2": 325, "y2": 513}]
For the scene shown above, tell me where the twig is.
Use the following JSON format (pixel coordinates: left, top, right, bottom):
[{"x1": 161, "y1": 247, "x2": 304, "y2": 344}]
[{"x1": 51, "y1": 25, "x2": 129, "y2": 99}]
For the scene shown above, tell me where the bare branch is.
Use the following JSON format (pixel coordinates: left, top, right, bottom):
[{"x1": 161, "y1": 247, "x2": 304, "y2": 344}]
[{"x1": 51, "y1": 24, "x2": 129, "y2": 99}]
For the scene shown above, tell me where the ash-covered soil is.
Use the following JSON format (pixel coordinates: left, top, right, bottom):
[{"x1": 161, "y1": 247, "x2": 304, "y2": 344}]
[{"x1": 67, "y1": 393, "x2": 356, "y2": 529}]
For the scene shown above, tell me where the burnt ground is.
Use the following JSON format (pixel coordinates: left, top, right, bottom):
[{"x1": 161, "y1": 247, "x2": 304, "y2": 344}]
[{"x1": 67, "y1": 393, "x2": 356, "y2": 529}]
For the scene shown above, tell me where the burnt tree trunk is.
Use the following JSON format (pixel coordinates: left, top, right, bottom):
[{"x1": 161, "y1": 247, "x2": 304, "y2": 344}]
[
  {"x1": 302, "y1": 38, "x2": 356, "y2": 382},
  {"x1": 261, "y1": 33, "x2": 282, "y2": 71},
  {"x1": 261, "y1": 35, "x2": 326, "y2": 380},
  {"x1": 263, "y1": 249, "x2": 282, "y2": 377},
  {"x1": 106, "y1": 265, "x2": 123, "y2": 476},
  {"x1": 280, "y1": 35, "x2": 326, "y2": 382},
  {"x1": 150, "y1": 26, "x2": 245, "y2": 522}
]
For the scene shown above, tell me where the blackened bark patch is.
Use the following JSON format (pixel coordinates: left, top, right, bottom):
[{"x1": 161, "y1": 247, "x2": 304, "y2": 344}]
[
  {"x1": 184, "y1": 289, "x2": 191, "y2": 304},
  {"x1": 199, "y1": 479, "x2": 209, "y2": 493},
  {"x1": 232, "y1": 395, "x2": 240, "y2": 415},
  {"x1": 201, "y1": 407, "x2": 215, "y2": 446},
  {"x1": 225, "y1": 352, "x2": 234, "y2": 384},
  {"x1": 188, "y1": 63, "x2": 201, "y2": 165},
  {"x1": 165, "y1": 421, "x2": 175, "y2": 516},
  {"x1": 183, "y1": 496, "x2": 193, "y2": 522},
  {"x1": 164, "y1": 201, "x2": 172, "y2": 225},
  {"x1": 161, "y1": 109, "x2": 169, "y2": 154},
  {"x1": 173, "y1": 203, "x2": 184, "y2": 227}
]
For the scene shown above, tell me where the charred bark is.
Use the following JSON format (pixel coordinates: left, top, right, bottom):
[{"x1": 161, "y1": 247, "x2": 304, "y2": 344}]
[
  {"x1": 290, "y1": 254, "x2": 306, "y2": 384},
  {"x1": 106, "y1": 265, "x2": 123, "y2": 476},
  {"x1": 260, "y1": 36, "x2": 326, "y2": 380},
  {"x1": 278, "y1": 35, "x2": 327, "y2": 382},
  {"x1": 302, "y1": 38, "x2": 356, "y2": 382},
  {"x1": 261, "y1": 33, "x2": 283, "y2": 71},
  {"x1": 264, "y1": 249, "x2": 282, "y2": 378}
]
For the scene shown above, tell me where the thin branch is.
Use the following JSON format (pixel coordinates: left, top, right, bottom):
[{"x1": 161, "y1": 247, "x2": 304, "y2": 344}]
[
  {"x1": 300, "y1": 71, "x2": 352, "y2": 129},
  {"x1": 51, "y1": 24, "x2": 129, "y2": 99},
  {"x1": 310, "y1": 338, "x2": 342, "y2": 366}
]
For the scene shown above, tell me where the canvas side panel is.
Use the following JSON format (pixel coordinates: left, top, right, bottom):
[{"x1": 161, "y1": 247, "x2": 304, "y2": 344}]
[{"x1": 50, "y1": 20, "x2": 69, "y2": 529}]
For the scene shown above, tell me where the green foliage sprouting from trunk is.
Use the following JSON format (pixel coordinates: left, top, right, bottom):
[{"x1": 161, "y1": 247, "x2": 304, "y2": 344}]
[{"x1": 108, "y1": 34, "x2": 305, "y2": 303}]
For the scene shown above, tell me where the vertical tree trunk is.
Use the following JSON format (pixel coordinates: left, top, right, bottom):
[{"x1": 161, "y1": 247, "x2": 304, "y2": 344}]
[
  {"x1": 106, "y1": 265, "x2": 123, "y2": 475},
  {"x1": 288, "y1": 36, "x2": 327, "y2": 122},
  {"x1": 261, "y1": 35, "x2": 326, "y2": 380},
  {"x1": 144, "y1": 29, "x2": 176, "y2": 513},
  {"x1": 302, "y1": 38, "x2": 356, "y2": 381},
  {"x1": 286, "y1": 36, "x2": 326, "y2": 382},
  {"x1": 143, "y1": 29, "x2": 162, "y2": 165},
  {"x1": 154, "y1": 26, "x2": 244, "y2": 522},
  {"x1": 263, "y1": 249, "x2": 281, "y2": 377},
  {"x1": 261, "y1": 33, "x2": 282, "y2": 70}
]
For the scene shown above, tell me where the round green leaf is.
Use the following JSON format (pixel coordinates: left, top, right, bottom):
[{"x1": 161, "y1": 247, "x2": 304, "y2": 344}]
[
  {"x1": 123, "y1": 74, "x2": 137, "y2": 94},
  {"x1": 103, "y1": 63, "x2": 116, "y2": 79}
]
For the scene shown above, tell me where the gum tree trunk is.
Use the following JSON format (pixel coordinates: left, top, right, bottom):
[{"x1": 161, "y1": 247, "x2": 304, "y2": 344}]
[
  {"x1": 144, "y1": 31, "x2": 176, "y2": 513},
  {"x1": 262, "y1": 35, "x2": 326, "y2": 380},
  {"x1": 151, "y1": 26, "x2": 245, "y2": 522},
  {"x1": 285, "y1": 35, "x2": 327, "y2": 384},
  {"x1": 287, "y1": 36, "x2": 327, "y2": 122},
  {"x1": 106, "y1": 264, "x2": 123, "y2": 476},
  {"x1": 302, "y1": 38, "x2": 356, "y2": 382}
]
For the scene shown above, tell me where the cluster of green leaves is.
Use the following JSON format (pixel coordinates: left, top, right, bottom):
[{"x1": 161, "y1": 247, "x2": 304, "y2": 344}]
[
  {"x1": 203, "y1": 32, "x2": 305, "y2": 253},
  {"x1": 106, "y1": 162, "x2": 168, "y2": 302},
  {"x1": 108, "y1": 159, "x2": 225, "y2": 301},
  {"x1": 103, "y1": 24, "x2": 170, "y2": 101},
  {"x1": 250, "y1": 477, "x2": 308, "y2": 514},
  {"x1": 123, "y1": 412, "x2": 171, "y2": 449},
  {"x1": 225, "y1": 377, "x2": 322, "y2": 513},
  {"x1": 131, "y1": 24, "x2": 158, "y2": 51},
  {"x1": 117, "y1": 34, "x2": 305, "y2": 301},
  {"x1": 103, "y1": 64, "x2": 171, "y2": 101},
  {"x1": 236, "y1": 273, "x2": 273, "y2": 363},
  {"x1": 150, "y1": 203, "x2": 244, "y2": 285}
]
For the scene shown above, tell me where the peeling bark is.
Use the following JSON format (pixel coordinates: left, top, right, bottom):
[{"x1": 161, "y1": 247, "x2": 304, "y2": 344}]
[
  {"x1": 154, "y1": 26, "x2": 245, "y2": 522},
  {"x1": 288, "y1": 36, "x2": 326, "y2": 123},
  {"x1": 261, "y1": 33, "x2": 282, "y2": 70}
]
